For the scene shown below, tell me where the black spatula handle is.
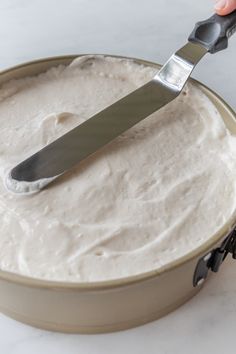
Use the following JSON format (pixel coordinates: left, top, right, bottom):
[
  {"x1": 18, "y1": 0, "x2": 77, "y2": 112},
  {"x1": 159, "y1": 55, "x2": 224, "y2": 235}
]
[{"x1": 188, "y1": 10, "x2": 236, "y2": 53}]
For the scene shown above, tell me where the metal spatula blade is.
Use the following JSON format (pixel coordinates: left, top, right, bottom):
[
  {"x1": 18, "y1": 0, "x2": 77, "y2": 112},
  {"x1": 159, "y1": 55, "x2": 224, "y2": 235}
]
[
  {"x1": 6, "y1": 43, "x2": 206, "y2": 194},
  {"x1": 6, "y1": 11, "x2": 236, "y2": 193}
]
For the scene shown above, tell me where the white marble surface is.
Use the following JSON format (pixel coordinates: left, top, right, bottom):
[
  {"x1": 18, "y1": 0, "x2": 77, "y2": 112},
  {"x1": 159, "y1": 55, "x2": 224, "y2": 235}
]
[{"x1": 0, "y1": 0, "x2": 236, "y2": 353}]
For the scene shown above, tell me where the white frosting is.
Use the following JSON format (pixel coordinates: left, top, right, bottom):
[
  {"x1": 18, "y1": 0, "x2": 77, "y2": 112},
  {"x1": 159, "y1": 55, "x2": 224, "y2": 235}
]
[
  {"x1": 0, "y1": 55, "x2": 236, "y2": 282},
  {"x1": 5, "y1": 171, "x2": 58, "y2": 194}
]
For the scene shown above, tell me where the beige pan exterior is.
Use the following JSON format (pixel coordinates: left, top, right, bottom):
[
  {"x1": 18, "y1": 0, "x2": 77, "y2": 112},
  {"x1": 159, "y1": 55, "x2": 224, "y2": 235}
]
[{"x1": 0, "y1": 55, "x2": 235, "y2": 333}]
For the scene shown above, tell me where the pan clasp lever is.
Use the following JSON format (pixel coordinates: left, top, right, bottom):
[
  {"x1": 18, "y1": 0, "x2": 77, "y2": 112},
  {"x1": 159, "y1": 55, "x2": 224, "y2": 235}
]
[{"x1": 193, "y1": 228, "x2": 236, "y2": 287}]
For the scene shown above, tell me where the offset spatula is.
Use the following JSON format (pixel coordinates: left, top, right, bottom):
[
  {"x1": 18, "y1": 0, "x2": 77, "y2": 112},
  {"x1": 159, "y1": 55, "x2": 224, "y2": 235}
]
[{"x1": 6, "y1": 11, "x2": 236, "y2": 193}]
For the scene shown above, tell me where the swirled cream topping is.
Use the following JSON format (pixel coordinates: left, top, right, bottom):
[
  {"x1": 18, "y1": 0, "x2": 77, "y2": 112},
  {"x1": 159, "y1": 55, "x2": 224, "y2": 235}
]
[{"x1": 0, "y1": 55, "x2": 236, "y2": 282}]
